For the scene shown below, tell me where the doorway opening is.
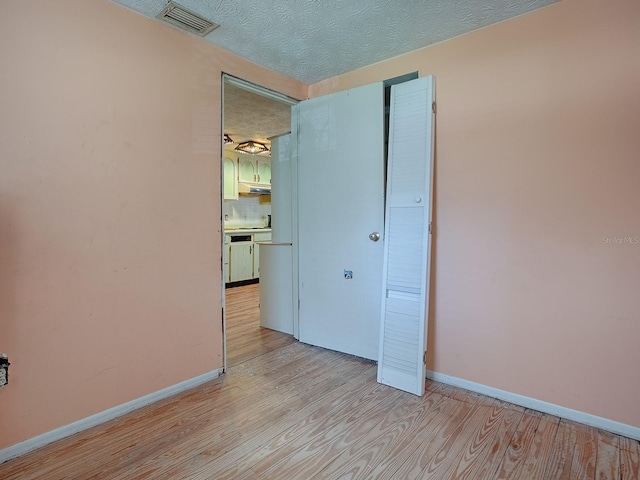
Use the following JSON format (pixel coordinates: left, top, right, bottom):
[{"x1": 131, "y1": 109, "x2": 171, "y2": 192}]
[
  {"x1": 383, "y1": 71, "x2": 419, "y2": 192},
  {"x1": 221, "y1": 75, "x2": 298, "y2": 369}
]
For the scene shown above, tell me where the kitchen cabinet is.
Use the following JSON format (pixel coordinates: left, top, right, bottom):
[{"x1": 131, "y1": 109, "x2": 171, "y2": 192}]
[
  {"x1": 229, "y1": 241, "x2": 253, "y2": 282},
  {"x1": 252, "y1": 232, "x2": 272, "y2": 278},
  {"x1": 256, "y1": 158, "x2": 271, "y2": 185},
  {"x1": 237, "y1": 155, "x2": 271, "y2": 186},
  {"x1": 223, "y1": 157, "x2": 238, "y2": 200},
  {"x1": 225, "y1": 230, "x2": 272, "y2": 283},
  {"x1": 238, "y1": 157, "x2": 256, "y2": 184}
]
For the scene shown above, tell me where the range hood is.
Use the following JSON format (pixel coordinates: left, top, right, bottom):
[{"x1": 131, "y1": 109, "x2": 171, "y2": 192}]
[{"x1": 238, "y1": 183, "x2": 271, "y2": 195}]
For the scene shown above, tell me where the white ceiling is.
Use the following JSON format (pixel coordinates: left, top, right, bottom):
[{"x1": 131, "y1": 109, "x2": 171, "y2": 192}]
[{"x1": 112, "y1": 0, "x2": 559, "y2": 85}]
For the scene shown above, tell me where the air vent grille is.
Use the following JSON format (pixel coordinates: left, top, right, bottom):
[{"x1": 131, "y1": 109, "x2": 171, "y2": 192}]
[{"x1": 156, "y1": 1, "x2": 219, "y2": 37}]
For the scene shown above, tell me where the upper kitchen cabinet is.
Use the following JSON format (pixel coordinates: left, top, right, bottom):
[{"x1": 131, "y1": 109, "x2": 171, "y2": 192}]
[
  {"x1": 238, "y1": 156, "x2": 257, "y2": 184},
  {"x1": 238, "y1": 155, "x2": 271, "y2": 186},
  {"x1": 223, "y1": 157, "x2": 238, "y2": 200},
  {"x1": 256, "y1": 158, "x2": 271, "y2": 185}
]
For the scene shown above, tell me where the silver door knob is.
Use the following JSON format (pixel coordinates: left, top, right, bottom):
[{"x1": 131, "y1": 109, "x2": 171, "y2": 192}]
[{"x1": 369, "y1": 232, "x2": 380, "y2": 242}]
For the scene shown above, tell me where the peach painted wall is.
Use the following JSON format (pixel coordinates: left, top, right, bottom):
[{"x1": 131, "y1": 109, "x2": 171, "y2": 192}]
[
  {"x1": 311, "y1": 0, "x2": 640, "y2": 427},
  {"x1": 0, "y1": 0, "x2": 305, "y2": 449}
]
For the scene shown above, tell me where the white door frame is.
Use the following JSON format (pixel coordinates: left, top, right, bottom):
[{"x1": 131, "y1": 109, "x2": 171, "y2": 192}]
[
  {"x1": 220, "y1": 74, "x2": 299, "y2": 371},
  {"x1": 289, "y1": 105, "x2": 300, "y2": 340}
]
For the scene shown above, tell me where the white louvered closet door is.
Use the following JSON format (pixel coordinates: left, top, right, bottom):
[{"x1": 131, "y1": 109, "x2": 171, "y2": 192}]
[{"x1": 377, "y1": 76, "x2": 435, "y2": 395}]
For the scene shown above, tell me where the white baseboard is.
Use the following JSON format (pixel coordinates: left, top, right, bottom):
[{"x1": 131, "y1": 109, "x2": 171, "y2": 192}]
[
  {"x1": 427, "y1": 370, "x2": 640, "y2": 441},
  {"x1": 0, "y1": 368, "x2": 223, "y2": 464}
]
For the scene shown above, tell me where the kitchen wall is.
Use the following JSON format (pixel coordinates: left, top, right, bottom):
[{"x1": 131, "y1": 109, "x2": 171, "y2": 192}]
[
  {"x1": 0, "y1": 0, "x2": 305, "y2": 451},
  {"x1": 310, "y1": 0, "x2": 640, "y2": 428},
  {"x1": 223, "y1": 150, "x2": 272, "y2": 228},
  {"x1": 224, "y1": 195, "x2": 272, "y2": 229}
]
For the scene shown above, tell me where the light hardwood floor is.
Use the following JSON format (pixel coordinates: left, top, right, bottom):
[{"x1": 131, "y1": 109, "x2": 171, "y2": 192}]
[
  {"x1": 1, "y1": 284, "x2": 638, "y2": 479},
  {"x1": 225, "y1": 282, "x2": 295, "y2": 367}
]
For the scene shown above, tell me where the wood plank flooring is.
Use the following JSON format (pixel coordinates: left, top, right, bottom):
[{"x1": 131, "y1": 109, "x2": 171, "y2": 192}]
[
  {"x1": 225, "y1": 282, "x2": 295, "y2": 367},
  {"x1": 1, "y1": 284, "x2": 638, "y2": 479}
]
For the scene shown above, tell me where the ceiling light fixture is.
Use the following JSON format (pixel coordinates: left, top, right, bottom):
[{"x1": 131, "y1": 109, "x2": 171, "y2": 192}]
[
  {"x1": 223, "y1": 133, "x2": 234, "y2": 144},
  {"x1": 235, "y1": 140, "x2": 269, "y2": 155}
]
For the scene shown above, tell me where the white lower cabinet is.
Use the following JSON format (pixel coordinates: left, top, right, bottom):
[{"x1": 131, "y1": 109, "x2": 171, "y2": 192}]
[
  {"x1": 229, "y1": 242, "x2": 253, "y2": 282},
  {"x1": 225, "y1": 231, "x2": 272, "y2": 283}
]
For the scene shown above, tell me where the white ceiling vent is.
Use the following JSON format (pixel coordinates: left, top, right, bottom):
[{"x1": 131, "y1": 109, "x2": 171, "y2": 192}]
[{"x1": 156, "y1": 1, "x2": 219, "y2": 37}]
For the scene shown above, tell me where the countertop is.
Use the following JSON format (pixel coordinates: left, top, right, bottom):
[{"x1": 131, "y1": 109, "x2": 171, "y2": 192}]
[{"x1": 224, "y1": 227, "x2": 272, "y2": 234}]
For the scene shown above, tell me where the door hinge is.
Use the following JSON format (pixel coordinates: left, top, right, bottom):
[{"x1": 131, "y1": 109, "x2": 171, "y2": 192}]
[
  {"x1": 428, "y1": 222, "x2": 432, "y2": 234},
  {"x1": 298, "y1": 299, "x2": 301, "y2": 310},
  {"x1": 423, "y1": 351, "x2": 427, "y2": 365},
  {"x1": 432, "y1": 102, "x2": 436, "y2": 114}
]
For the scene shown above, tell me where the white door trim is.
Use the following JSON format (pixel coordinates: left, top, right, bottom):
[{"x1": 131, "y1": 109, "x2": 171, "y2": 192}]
[{"x1": 220, "y1": 73, "x2": 300, "y2": 366}]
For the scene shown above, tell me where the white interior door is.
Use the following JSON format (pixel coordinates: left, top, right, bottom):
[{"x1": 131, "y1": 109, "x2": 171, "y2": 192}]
[
  {"x1": 295, "y1": 82, "x2": 384, "y2": 360},
  {"x1": 377, "y1": 76, "x2": 435, "y2": 395}
]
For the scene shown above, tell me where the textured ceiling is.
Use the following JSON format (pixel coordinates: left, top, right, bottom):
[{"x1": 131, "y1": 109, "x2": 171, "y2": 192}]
[
  {"x1": 223, "y1": 81, "x2": 291, "y2": 153},
  {"x1": 111, "y1": 0, "x2": 559, "y2": 84}
]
